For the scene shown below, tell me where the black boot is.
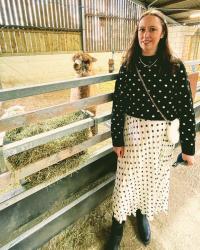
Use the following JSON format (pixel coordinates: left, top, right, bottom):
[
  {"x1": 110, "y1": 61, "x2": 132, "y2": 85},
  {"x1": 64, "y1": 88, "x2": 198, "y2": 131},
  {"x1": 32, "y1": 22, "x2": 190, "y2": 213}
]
[
  {"x1": 136, "y1": 209, "x2": 151, "y2": 245},
  {"x1": 105, "y1": 216, "x2": 124, "y2": 250}
]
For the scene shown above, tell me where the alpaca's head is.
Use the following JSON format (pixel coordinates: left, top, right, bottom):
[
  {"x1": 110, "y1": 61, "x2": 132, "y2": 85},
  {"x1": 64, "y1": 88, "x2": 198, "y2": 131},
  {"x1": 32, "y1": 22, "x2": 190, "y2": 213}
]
[{"x1": 72, "y1": 53, "x2": 97, "y2": 76}]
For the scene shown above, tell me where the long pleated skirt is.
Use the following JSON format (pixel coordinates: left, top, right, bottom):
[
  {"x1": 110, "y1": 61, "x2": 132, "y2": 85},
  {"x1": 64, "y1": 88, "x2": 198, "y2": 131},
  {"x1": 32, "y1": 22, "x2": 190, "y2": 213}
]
[{"x1": 112, "y1": 114, "x2": 175, "y2": 223}]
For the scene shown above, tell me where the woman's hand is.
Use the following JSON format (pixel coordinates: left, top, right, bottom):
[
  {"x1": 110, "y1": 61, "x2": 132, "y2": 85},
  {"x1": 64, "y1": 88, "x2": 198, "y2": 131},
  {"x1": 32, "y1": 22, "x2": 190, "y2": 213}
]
[
  {"x1": 113, "y1": 147, "x2": 125, "y2": 158},
  {"x1": 182, "y1": 153, "x2": 195, "y2": 166}
]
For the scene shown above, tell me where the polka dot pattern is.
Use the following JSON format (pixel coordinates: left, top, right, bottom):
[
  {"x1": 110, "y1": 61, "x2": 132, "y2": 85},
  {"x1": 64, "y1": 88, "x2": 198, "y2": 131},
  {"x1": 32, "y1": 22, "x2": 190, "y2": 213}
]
[
  {"x1": 111, "y1": 60, "x2": 196, "y2": 155},
  {"x1": 112, "y1": 115, "x2": 175, "y2": 223}
]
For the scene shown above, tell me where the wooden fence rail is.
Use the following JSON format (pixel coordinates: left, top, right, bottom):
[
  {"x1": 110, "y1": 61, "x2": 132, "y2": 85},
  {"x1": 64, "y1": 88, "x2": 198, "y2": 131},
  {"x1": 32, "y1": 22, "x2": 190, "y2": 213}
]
[{"x1": 0, "y1": 93, "x2": 113, "y2": 132}]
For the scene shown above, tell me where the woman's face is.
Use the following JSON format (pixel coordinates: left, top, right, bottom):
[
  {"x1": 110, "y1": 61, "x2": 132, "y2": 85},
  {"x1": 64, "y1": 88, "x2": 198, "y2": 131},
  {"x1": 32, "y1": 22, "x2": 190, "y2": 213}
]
[{"x1": 138, "y1": 15, "x2": 164, "y2": 56}]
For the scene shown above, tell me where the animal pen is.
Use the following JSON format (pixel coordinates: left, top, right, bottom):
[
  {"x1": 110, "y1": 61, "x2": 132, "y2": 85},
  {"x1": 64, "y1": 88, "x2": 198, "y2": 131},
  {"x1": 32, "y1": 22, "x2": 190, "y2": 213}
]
[
  {"x1": 0, "y1": 0, "x2": 200, "y2": 249},
  {"x1": 0, "y1": 60, "x2": 199, "y2": 249}
]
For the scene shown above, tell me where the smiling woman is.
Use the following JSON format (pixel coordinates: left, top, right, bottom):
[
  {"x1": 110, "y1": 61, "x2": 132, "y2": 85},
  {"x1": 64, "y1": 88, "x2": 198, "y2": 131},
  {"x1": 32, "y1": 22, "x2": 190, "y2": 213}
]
[{"x1": 105, "y1": 9, "x2": 196, "y2": 250}]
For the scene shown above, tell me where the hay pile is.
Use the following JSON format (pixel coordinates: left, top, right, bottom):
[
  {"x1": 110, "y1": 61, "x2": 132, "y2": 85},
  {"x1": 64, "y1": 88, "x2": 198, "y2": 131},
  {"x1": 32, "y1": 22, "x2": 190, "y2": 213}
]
[
  {"x1": 40, "y1": 195, "x2": 113, "y2": 250},
  {"x1": 5, "y1": 111, "x2": 90, "y2": 187}
]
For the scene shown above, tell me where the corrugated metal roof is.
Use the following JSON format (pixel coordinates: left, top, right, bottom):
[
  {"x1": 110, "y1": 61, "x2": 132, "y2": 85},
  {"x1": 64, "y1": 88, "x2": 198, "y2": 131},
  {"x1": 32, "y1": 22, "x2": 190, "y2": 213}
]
[{"x1": 132, "y1": 0, "x2": 200, "y2": 25}]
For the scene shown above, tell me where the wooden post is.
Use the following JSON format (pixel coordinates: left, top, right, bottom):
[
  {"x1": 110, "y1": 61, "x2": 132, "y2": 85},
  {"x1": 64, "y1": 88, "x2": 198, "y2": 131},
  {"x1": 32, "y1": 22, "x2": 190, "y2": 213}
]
[
  {"x1": 108, "y1": 58, "x2": 114, "y2": 73},
  {"x1": 81, "y1": 109, "x2": 98, "y2": 135},
  {"x1": 0, "y1": 132, "x2": 7, "y2": 173},
  {"x1": 188, "y1": 72, "x2": 199, "y2": 100}
]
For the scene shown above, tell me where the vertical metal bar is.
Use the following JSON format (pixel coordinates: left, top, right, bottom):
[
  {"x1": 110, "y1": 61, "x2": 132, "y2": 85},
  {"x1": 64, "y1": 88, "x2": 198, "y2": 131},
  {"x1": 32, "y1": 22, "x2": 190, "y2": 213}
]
[
  {"x1": 34, "y1": 0, "x2": 41, "y2": 27},
  {"x1": 112, "y1": 0, "x2": 114, "y2": 52},
  {"x1": 29, "y1": 0, "x2": 36, "y2": 27},
  {"x1": 39, "y1": 0, "x2": 45, "y2": 27},
  {"x1": 96, "y1": 0, "x2": 99, "y2": 52},
  {"x1": 72, "y1": 0, "x2": 76, "y2": 29},
  {"x1": 9, "y1": 0, "x2": 17, "y2": 25},
  {"x1": 65, "y1": 0, "x2": 69, "y2": 29},
  {"x1": 43, "y1": 0, "x2": 49, "y2": 28},
  {"x1": 69, "y1": 0, "x2": 73, "y2": 29},
  {"x1": 87, "y1": 0, "x2": 90, "y2": 51},
  {"x1": 89, "y1": 0, "x2": 92, "y2": 51},
  {"x1": 67, "y1": 0, "x2": 71, "y2": 29},
  {"x1": 58, "y1": 0, "x2": 63, "y2": 28},
  {"x1": 52, "y1": 0, "x2": 57, "y2": 28},
  {"x1": 55, "y1": 0, "x2": 61, "y2": 28},
  {"x1": 123, "y1": 0, "x2": 125, "y2": 50},
  {"x1": 60, "y1": 0, "x2": 65, "y2": 29},
  {"x1": 0, "y1": 0, "x2": 7, "y2": 25},
  {"x1": 103, "y1": 0, "x2": 108, "y2": 51},
  {"x1": 4, "y1": 0, "x2": 12, "y2": 25},
  {"x1": 99, "y1": 0, "x2": 101, "y2": 52},
  {"x1": 79, "y1": 0, "x2": 85, "y2": 51},
  {"x1": 14, "y1": 0, "x2": 21, "y2": 26},
  {"x1": 76, "y1": 0, "x2": 79, "y2": 29},
  {"x1": 103, "y1": 0, "x2": 106, "y2": 51},
  {"x1": 48, "y1": 0, "x2": 53, "y2": 28},
  {"x1": 20, "y1": 0, "x2": 27, "y2": 26},
  {"x1": 24, "y1": 0, "x2": 31, "y2": 26},
  {"x1": 85, "y1": 0, "x2": 89, "y2": 52}
]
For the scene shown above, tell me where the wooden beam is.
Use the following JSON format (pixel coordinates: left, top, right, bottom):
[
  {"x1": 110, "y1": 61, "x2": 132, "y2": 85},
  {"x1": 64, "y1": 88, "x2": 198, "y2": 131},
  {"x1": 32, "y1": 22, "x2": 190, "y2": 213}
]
[
  {"x1": 156, "y1": 0, "x2": 188, "y2": 8},
  {"x1": 157, "y1": 7, "x2": 200, "y2": 11},
  {"x1": 0, "y1": 93, "x2": 112, "y2": 132},
  {"x1": 166, "y1": 10, "x2": 188, "y2": 15},
  {"x1": 0, "y1": 73, "x2": 117, "y2": 102}
]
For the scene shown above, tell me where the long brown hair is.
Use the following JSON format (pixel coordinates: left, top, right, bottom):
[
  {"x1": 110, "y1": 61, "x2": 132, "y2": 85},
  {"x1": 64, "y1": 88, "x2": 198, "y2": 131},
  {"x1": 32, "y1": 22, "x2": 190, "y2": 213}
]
[{"x1": 123, "y1": 9, "x2": 179, "y2": 74}]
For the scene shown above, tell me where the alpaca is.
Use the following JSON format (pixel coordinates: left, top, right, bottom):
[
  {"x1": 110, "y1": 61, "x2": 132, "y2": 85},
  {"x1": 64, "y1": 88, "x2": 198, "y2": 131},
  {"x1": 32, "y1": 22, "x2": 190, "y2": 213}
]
[{"x1": 71, "y1": 52, "x2": 99, "y2": 135}]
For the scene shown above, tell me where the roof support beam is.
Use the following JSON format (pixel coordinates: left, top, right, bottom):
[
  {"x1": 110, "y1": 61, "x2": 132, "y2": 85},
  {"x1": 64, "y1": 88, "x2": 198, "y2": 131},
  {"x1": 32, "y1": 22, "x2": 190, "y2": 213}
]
[{"x1": 156, "y1": 0, "x2": 188, "y2": 8}]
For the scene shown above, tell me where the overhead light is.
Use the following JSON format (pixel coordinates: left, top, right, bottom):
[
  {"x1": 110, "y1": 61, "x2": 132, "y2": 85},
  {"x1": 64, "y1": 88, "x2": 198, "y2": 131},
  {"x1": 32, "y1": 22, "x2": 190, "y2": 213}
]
[{"x1": 190, "y1": 12, "x2": 200, "y2": 18}]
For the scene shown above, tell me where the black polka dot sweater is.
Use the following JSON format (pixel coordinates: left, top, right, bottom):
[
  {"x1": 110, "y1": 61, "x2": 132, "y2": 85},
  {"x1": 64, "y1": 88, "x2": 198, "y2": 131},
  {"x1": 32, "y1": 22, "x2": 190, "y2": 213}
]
[{"x1": 111, "y1": 56, "x2": 196, "y2": 155}]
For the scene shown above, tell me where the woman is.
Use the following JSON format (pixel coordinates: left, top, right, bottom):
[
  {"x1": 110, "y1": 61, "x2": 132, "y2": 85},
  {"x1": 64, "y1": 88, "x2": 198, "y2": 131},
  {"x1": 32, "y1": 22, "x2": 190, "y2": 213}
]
[{"x1": 106, "y1": 9, "x2": 196, "y2": 249}]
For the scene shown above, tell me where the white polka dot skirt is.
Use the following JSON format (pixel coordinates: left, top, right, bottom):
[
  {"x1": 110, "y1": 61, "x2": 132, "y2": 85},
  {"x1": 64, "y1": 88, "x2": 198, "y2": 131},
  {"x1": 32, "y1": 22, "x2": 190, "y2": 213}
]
[{"x1": 112, "y1": 114, "x2": 175, "y2": 223}]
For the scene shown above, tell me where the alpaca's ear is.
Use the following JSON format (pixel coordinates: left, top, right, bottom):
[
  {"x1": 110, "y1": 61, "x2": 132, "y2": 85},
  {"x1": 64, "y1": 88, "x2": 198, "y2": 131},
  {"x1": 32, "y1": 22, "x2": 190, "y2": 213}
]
[{"x1": 92, "y1": 57, "x2": 97, "y2": 62}]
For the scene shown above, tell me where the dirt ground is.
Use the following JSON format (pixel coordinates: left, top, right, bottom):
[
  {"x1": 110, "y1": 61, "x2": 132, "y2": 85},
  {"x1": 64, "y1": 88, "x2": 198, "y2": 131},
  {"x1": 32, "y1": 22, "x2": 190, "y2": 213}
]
[{"x1": 41, "y1": 132, "x2": 200, "y2": 250}]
